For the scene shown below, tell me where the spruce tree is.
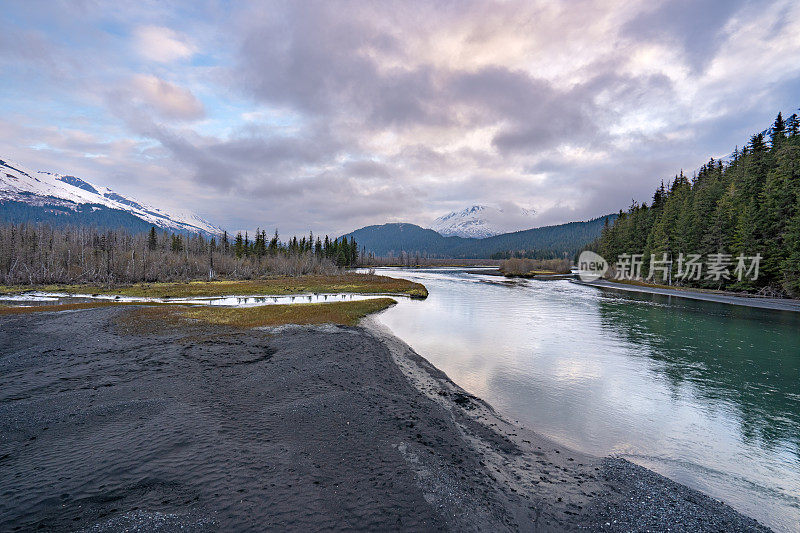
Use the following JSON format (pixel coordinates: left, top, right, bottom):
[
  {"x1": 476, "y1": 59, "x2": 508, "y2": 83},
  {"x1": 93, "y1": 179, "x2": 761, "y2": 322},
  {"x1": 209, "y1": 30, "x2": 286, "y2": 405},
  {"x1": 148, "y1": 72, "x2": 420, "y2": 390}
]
[
  {"x1": 234, "y1": 232, "x2": 244, "y2": 258},
  {"x1": 171, "y1": 234, "x2": 183, "y2": 253},
  {"x1": 781, "y1": 210, "x2": 800, "y2": 296},
  {"x1": 771, "y1": 112, "x2": 786, "y2": 147},
  {"x1": 349, "y1": 236, "x2": 358, "y2": 265},
  {"x1": 750, "y1": 132, "x2": 767, "y2": 153},
  {"x1": 787, "y1": 113, "x2": 799, "y2": 137},
  {"x1": 335, "y1": 244, "x2": 347, "y2": 267},
  {"x1": 269, "y1": 230, "x2": 279, "y2": 254},
  {"x1": 253, "y1": 229, "x2": 266, "y2": 258},
  {"x1": 147, "y1": 227, "x2": 158, "y2": 251}
]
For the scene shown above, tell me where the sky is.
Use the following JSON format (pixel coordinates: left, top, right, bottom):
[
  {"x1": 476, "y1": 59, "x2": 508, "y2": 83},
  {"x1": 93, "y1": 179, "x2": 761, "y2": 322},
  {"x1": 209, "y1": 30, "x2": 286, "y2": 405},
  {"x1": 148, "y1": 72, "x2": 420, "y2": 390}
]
[{"x1": 1, "y1": 0, "x2": 800, "y2": 236}]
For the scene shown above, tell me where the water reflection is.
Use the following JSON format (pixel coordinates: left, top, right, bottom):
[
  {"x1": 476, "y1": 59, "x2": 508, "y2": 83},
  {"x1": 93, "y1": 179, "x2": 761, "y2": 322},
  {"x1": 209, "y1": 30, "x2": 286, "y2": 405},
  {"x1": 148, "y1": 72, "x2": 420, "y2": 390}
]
[
  {"x1": 0, "y1": 291, "x2": 386, "y2": 308},
  {"x1": 369, "y1": 268, "x2": 800, "y2": 532},
  {"x1": 597, "y1": 292, "x2": 800, "y2": 458}
]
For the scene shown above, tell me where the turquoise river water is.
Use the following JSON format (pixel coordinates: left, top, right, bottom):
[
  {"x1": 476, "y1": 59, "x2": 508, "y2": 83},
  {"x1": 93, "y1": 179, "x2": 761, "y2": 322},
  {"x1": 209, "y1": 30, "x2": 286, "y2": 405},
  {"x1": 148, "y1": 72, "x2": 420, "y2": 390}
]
[{"x1": 369, "y1": 267, "x2": 800, "y2": 532}]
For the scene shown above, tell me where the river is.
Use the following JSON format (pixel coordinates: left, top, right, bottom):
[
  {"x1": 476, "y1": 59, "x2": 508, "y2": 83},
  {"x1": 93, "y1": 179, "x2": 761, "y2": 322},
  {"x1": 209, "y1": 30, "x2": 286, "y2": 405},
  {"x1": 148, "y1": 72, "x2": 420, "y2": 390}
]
[{"x1": 368, "y1": 267, "x2": 800, "y2": 532}]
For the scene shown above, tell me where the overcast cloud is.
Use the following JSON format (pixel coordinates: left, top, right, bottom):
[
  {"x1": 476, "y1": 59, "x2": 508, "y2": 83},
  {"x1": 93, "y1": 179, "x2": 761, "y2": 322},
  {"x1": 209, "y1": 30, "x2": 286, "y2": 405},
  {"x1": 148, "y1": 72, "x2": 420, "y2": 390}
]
[{"x1": 1, "y1": 0, "x2": 799, "y2": 235}]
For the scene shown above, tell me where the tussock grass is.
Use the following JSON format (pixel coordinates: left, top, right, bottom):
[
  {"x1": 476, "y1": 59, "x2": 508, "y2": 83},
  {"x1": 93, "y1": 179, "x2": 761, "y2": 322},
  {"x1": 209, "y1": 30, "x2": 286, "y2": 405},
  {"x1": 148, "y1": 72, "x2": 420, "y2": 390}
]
[
  {"x1": 0, "y1": 274, "x2": 427, "y2": 299},
  {"x1": 4, "y1": 296, "x2": 396, "y2": 330},
  {"x1": 113, "y1": 298, "x2": 397, "y2": 331},
  {"x1": 179, "y1": 298, "x2": 396, "y2": 328}
]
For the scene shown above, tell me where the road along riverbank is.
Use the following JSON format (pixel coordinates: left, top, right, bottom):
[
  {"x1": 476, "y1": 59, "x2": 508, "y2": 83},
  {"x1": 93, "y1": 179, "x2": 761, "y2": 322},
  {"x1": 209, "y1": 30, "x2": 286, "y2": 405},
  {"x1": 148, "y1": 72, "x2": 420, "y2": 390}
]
[{"x1": 576, "y1": 278, "x2": 800, "y2": 312}]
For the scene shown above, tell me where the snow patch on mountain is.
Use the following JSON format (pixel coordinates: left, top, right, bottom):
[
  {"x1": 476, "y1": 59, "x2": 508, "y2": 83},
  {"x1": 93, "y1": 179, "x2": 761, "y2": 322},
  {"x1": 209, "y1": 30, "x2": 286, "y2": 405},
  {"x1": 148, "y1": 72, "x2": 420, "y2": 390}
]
[
  {"x1": 0, "y1": 157, "x2": 222, "y2": 235},
  {"x1": 430, "y1": 205, "x2": 536, "y2": 238}
]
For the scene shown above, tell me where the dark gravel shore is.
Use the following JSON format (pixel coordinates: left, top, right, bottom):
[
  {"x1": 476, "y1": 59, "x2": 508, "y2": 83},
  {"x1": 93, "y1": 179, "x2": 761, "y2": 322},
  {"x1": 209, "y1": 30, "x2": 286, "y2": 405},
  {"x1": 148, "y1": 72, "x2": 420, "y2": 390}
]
[{"x1": 0, "y1": 307, "x2": 769, "y2": 531}]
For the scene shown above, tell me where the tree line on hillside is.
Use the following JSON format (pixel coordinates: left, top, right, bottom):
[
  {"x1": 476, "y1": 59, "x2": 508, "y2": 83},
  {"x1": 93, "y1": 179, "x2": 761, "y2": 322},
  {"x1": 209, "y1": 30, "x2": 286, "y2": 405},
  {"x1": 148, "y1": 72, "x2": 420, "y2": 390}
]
[
  {"x1": 344, "y1": 216, "x2": 613, "y2": 259},
  {"x1": 0, "y1": 200, "x2": 156, "y2": 234},
  {"x1": 595, "y1": 110, "x2": 800, "y2": 296},
  {"x1": 0, "y1": 223, "x2": 359, "y2": 285},
  {"x1": 465, "y1": 217, "x2": 614, "y2": 259},
  {"x1": 358, "y1": 251, "x2": 502, "y2": 267}
]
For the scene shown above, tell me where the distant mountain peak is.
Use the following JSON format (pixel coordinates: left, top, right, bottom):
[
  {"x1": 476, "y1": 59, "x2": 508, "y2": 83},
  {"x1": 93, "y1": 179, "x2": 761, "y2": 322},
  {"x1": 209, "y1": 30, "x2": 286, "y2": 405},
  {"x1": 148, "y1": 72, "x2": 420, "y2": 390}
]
[
  {"x1": 430, "y1": 204, "x2": 536, "y2": 238},
  {"x1": 0, "y1": 157, "x2": 222, "y2": 235}
]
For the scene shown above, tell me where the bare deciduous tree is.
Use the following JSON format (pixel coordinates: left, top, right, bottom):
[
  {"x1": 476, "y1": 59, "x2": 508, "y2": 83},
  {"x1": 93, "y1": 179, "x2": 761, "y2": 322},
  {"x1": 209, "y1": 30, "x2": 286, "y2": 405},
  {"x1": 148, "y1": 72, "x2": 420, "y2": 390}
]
[{"x1": 0, "y1": 224, "x2": 342, "y2": 286}]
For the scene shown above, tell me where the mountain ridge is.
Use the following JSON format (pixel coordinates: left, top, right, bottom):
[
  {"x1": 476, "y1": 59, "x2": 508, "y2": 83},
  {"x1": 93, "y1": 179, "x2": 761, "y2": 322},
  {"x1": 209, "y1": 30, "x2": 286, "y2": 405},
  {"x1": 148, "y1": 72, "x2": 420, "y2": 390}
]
[
  {"x1": 0, "y1": 158, "x2": 222, "y2": 235},
  {"x1": 342, "y1": 215, "x2": 615, "y2": 259}
]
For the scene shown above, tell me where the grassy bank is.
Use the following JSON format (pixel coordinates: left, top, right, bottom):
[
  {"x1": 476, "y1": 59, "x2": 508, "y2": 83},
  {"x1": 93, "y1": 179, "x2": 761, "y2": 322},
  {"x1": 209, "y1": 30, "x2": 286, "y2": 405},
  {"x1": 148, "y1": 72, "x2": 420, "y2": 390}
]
[
  {"x1": 112, "y1": 298, "x2": 397, "y2": 331},
  {"x1": 180, "y1": 298, "x2": 396, "y2": 327},
  {"x1": 2, "y1": 297, "x2": 397, "y2": 328},
  {"x1": 0, "y1": 273, "x2": 428, "y2": 299}
]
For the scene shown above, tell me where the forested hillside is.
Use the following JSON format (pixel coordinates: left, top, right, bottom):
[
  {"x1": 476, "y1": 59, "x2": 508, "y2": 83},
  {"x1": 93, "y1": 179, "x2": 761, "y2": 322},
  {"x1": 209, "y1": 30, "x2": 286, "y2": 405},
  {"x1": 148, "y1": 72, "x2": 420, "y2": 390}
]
[
  {"x1": 460, "y1": 217, "x2": 614, "y2": 259},
  {"x1": 343, "y1": 223, "x2": 462, "y2": 257},
  {"x1": 596, "y1": 110, "x2": 800, "y2": 296},
  {"x1": 0, "y1": 199, "x2": 155, "y2": 234},
  {"x1": 343, "y1": 216, "x2": 613, "y2": 259}
]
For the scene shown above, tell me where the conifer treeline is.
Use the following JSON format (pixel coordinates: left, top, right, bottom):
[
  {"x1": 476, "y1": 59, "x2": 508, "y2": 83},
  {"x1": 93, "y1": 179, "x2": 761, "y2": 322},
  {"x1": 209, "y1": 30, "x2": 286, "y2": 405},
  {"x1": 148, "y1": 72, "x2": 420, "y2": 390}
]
[
  {"x1": 0, "y1": 224, "x2": 359, "y2": 285},
  {"x1": 596, "y1": 110, "x2": 800, "y2": 296},
  {"x1": 222, "y1": 229, "x2": 359, "y2": 267}
]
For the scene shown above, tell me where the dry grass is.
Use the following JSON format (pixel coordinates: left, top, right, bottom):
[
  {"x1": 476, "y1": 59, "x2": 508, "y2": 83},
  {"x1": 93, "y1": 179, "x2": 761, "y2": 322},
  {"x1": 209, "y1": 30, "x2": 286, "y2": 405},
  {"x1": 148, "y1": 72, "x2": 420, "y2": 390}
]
[
  {"x1": 113, "y1": 298, "x2": 397, "y2": 332},
  {"x1": 0, "y1": 274, "x2": 427, "y2": 299},
  {"x1": 4, "y1": 296, "x2": 396, "y2": 331},
  {"x1": 179, "y1": 298, "x2": 397, "y2": 328}
]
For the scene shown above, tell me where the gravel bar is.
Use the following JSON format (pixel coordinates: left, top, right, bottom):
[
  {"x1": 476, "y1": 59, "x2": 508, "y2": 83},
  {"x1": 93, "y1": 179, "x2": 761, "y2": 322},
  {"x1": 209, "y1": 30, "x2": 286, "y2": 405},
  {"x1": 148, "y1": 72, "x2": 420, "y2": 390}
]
[{"x1": 0, "y1": 307, "x2": 770, "y2": 531}]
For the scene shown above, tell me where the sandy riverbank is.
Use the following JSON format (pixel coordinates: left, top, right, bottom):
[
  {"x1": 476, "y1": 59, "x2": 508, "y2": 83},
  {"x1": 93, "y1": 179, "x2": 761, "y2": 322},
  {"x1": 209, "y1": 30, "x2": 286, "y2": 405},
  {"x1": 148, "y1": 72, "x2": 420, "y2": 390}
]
[{"x1": 0, "y1": 307, "x2": 769, "y2": 531}]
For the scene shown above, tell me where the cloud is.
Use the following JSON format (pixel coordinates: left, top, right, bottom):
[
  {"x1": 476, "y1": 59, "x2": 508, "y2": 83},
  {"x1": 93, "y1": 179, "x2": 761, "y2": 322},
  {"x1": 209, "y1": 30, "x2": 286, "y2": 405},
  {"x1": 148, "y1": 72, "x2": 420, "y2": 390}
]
[
  {"x1": 2, "y1": 0, "x2": 800, "y2": 236},
  {"x1": 129, "y1": 75, "x2": 205, "y2": 121},
  {"x1": 622, "y1": 0, "x2": 748, "y2": 73},
  {"x1": 133, "y1": 25, "x2": 196, "y2": 63}
]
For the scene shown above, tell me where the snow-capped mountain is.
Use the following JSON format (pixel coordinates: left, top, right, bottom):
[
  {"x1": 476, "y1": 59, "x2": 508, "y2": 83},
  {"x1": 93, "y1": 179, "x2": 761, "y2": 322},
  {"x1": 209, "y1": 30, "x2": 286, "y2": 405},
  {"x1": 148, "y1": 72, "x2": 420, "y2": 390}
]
[
  {"x1": 430, "y1": 205, "x2": 536, "y2": 239},
  {"x1": 0, "y1": 157, "x2": 222, "y2": 235}
]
